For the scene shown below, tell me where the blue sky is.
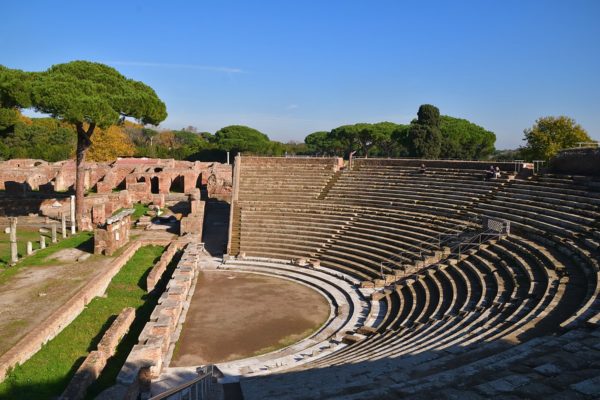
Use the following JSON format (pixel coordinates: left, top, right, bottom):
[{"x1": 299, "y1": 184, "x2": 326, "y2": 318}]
[{"x1": 2, "y1": 0, "x2": 599, "y2": 149}]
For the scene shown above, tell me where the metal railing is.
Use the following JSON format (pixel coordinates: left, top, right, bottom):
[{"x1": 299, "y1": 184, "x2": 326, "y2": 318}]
[
  {"x1": 575, "y1": 141, "x2": 599, "y2": 148},
  {"x1": 456, "y1": 230, "x2": 503, "y2": 260},
  {"x1": 149, "y1": 365, "x2": 215, "y2": 400},
  {"x1": 533, "y1": 160, "x2": 546, "y2": 173},
  {"x1": 379, "y1": 226, "x2": 505, "y2": 283},
  {"x1": 513, "y1": 160, "x2": 525, "y2": 173},
  {"x1": 378, "y1": 223, "x2": 470, "y2": 279}
]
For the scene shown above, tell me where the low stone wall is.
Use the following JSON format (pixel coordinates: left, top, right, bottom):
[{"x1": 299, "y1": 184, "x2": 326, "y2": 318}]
[
  {"x1": 0, "y1": 238, "x2": 170, "y2": 383},
  {"x1": 353, "y1": 158, "x2": 518, "y2": 171},
  {"x1": 548, "y1": 148, "x2": 600, "y2": 176},
  {"x1": 146, "y1": 242, "x2": 184, "y2": 292},
  {"x1": 60, "y1": 308, "x2": 136, "y2": 400},
  {"x1": 240, "y1": 156, "x2": 343, "y2": 171},
  {"x1": 94, "y1": 209, "x2": 134, "y2": 256},
  {"x1": 180, "y1": 199, "x2": 205, "y2": 237},
  {"x1": 118, "y1": 242, "x2": 203, "y2": 391}
]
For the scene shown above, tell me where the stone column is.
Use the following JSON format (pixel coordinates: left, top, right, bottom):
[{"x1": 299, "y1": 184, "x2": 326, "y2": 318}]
[
  {"x1": 9, "y1": 217, "x2": 18, "y2": 265},
  {"x1": 70, "y1": 195, "x2": 76, "y2": 234},
  {"x1": 51, "y1": 223, "x2": 57, "y2": 243},
  {"x1": 40, "y1": 235, "x2": 46, "y2": 249},
  {"x1": 26, "y1": 241, "x2": 33, "y2": 255},
  {"x1": 61, "y1": 213, "x2": 67, "y2": 238}
]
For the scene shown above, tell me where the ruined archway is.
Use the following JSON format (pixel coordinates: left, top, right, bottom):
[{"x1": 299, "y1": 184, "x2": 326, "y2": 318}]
[
  {"x1": 170, "y1": 175, "x2": 185, "y2": 193},
  {"x1": 151, "y1": 176, "x2": 160, "y2": 194}
]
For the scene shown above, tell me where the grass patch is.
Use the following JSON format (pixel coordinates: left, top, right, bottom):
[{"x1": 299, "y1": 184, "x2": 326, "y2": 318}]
[
  {"x1": 0, "y1": 227, "x2": 45, "y2": 267},
  {"x1": 0, "y1": 232, "x2": 94, "y2": 286},
  {"x1": 112, "y1": 203, "x2": 148, "y2": 222},
  {"x1": 85, "y1": 249, "x2": 181, "y2": 399},
  {"x1": 0, "y1": 245, "x2": 167, "y2": 400},
  {"x1": 132, "y1": 203, "x2": 150, "y2": 221}
]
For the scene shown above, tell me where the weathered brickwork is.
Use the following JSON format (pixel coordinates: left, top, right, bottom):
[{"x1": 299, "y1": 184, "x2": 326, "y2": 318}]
[
  {"x1": 60, "y1": 308, "x2": 136, "y2": 400},
  {"x1": 118, "y1": 242, "x2": 203, "y2": 391},
  {"x1": 0, "y1": 158, "x2": 232, "y2": 223}
]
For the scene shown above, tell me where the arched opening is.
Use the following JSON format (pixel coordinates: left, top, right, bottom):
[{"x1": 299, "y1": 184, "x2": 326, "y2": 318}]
[
  {"x1": 151, "y1": 176, "x2": 160, "y2": 194},
  {"x1": 115, "y1": 178, "x2": 126, "y2": 191},
  {"x1": 170, "y1": 176, "x2": 185, "y2": 193}
]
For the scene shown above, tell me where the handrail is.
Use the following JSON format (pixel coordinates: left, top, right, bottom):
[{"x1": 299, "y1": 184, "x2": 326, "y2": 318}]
[
  {"x1": 380, "y1": 228, "x2": 503, "y2": 284},
  {"x1": 575, "y1": 141, "x2": 599, "y2": 148},
  {"x1": 378, "y1": 223, "x2": 470, "y2": 279},
  {"x1": 149, "y1": 365, "x2": 214, "y2": 400},
  {"x1": 532, "y1": 160, "x2": 546, "y2": 173}
]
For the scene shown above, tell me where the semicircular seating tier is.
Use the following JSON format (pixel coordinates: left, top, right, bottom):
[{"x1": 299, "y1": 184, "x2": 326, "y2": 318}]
[{"x1": 227, "y1": 157, "x2": 600, "y2": 399}]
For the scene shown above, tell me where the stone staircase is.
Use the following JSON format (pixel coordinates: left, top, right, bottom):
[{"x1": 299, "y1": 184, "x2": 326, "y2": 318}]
[
  {"x1": 317, "y1": 170, "x2": 343, "y2": 200},
  {"x1": 228, "y1": 203, "x2": 241, "y2": 255}
]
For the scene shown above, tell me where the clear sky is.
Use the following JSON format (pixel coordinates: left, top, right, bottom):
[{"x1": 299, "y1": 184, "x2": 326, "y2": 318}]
[{"x1": 2, "y1": 0, "x2": 599, "y2": 148}]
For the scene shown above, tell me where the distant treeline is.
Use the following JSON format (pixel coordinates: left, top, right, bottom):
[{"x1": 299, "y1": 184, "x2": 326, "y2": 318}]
[
  {"x1": 305, "y1": 105, "x2": 495, "y2": 159},
  {"x1": 0, "y1": 104, "x2": 504, "y2": 162}
]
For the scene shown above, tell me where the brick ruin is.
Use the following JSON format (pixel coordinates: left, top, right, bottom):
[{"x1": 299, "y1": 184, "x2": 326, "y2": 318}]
[
  {"x1": 0, "y1": 158, "x2": 232, "y2": 230},
  {"x1": 60, "y1": 307, "x2": 136, "y2": 400},
  {"x1": 94, "y1": 209, "x2": 134, "y2": 256},
  {"x1": 180, "y1": 189, "x2": 205, "y2": 237}
]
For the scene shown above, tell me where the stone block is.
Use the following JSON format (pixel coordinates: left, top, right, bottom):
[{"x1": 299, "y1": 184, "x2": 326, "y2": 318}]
[
  {"x1": 571, "y1": 376, "x2": 600, "y2": 396},
  {"x1": 92, "y1": 204, "x2": 106, "y2": 225},
  {"x1": 180, "y1": 214, "x2": 203, "y2": 236},
  {"x1": 97, "y1": 308, "x2": 135, "y2": 358},
  {"x1": 60, "y1": 350, "x2": 107, "y2": 400},
  {"x1": 118, "y1": 345, "x2": 159, "y2": 385}
]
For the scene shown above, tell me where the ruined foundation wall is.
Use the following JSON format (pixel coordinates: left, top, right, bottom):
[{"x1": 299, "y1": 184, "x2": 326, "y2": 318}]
[
  {"x1": 0, "y1": 158, "x2": 233, "y2": 219},
  {"x1": 0, "y1": 238, "x2": 171, "y2": 383},
  {"x1": 60, "y1": 307, "x2": 136, "y2": 400},
  {"x1": 118, "y1": 242, "x2": 202, "y2": 389}
]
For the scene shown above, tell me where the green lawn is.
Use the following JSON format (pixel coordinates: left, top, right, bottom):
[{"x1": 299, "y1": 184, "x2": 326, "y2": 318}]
[
  {"x1": 132, "y1": 203, "x2": 150, "y2": 221},
  {"x1": 0, "y1": 232, "x2": 94, "y2": 286},
  {"x1": 111, "y1": 203, "x2": 149, "y2": 222},
  {"x1": 0, "y1": 245, "x2": 171, "y2": 400},
  {"x1": 0, "y1": 226, "x2": 46, "y2": 267}
]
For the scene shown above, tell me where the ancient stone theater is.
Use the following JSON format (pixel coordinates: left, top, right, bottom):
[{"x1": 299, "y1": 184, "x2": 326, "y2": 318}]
[{"x1": 0, "y1": 151, "x2": 599, "y2": 400}]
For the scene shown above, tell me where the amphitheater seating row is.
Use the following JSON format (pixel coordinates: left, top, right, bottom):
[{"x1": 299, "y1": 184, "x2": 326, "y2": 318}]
[
  {"x1": 237, "y1": 158, "x2": 338, "y2": 202},
  {"x1": 323, "y1": 165, "x2": 510, "y2": 216},
  {"x1": 236, "y1": 202, "x2": 473, "y2": 282},
  {"x1": 303, "y1": 234, "x2": 564, "y2": 367},
  {"x1": 230, "y1": 158, "x2": 600, "y2": 399}
]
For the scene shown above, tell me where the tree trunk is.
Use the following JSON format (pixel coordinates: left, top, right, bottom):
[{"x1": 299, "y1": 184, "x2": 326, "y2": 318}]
[{"x1": 75, "y1": 122, "x2": 95, "y2": 230}]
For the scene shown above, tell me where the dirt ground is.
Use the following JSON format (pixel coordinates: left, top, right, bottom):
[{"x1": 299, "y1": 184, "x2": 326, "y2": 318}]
[
  {"x1": 171, "y1": 271, "x2": 330, "y2": 366},
  {"x1": 0, "y1": 217, "x2": 50, "y2": 267},
  {"x1": 0, "y1": 228, "x2": 175, "y2": 357},
  {"x1": 0, "y1": 248, "x2": 107, "y2": 355}
]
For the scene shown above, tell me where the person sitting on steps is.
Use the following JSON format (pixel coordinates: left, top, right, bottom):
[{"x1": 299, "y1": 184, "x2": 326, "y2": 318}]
[{"x1": 485, "y1": 165, "x2": 495, "y2": 180}]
